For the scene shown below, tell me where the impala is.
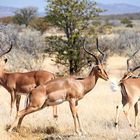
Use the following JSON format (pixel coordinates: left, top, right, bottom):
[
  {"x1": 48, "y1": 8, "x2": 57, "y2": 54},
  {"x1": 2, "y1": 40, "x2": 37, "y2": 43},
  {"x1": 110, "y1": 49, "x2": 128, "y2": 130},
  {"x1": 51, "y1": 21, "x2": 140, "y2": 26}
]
[
  {"x1": 8, "y1": 38, "x2": 109, "y2": 135},
  {"x1": 115, "y1": 49, "x2": 140, "y2": 129},
  {"x1": 0, "y1": 43, "x2": 57, "y2": 118}
]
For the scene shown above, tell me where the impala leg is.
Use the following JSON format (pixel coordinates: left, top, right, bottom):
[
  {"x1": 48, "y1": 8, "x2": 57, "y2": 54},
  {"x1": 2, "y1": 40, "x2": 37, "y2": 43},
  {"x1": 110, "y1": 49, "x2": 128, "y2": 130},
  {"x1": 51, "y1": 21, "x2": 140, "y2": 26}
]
[
  {"x1": 53, "y1": 105, "x2": 58, "y2": 119},
  {"x1": 10, "y1": 91, "x2": 16, "y2": 116},
  {"x1": 134, "y1": 102, "x2": 138, "y2": 128},
  {"x1": 69, "y1": 99, "x2": 82, "y2": 136},
  {"x1": 17, "y1": 106, "x2": 41, "y2": 128},
  {"x1": 115, "y1": 104, "x2": 123, "y2": 128},
  {"x1": 123, "y1": 103, "x2": 133, "y2": 127},
  {"x1": 8, "y1": 106, "x2": 40, "y2": 132},
  {"x1": 17, "y1": 116, "x2": 24, "y2": 129},
  {"x1": 76, "y1": 109, "x2": 86, "y2": 135},
  {"x1": 16, "y1": 95, "x2": 21, "y2": 113},
  {"x1": 115, "y1": 90, "x2": 127, "y2": 129},
  {"x1": 8, "y1": 90, "x2": 47, "y2": 132}
]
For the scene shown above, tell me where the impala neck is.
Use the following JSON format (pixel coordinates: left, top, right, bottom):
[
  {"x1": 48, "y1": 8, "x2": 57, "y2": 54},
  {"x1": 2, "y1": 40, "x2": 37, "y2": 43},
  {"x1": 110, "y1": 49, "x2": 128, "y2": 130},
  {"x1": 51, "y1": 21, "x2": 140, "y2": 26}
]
[
  {"x1": 83, "y1": 67, "x2": 99, "y2": 95},
  {"x1": 0, "y1": 70, "x2": 7, "y2": 86}
]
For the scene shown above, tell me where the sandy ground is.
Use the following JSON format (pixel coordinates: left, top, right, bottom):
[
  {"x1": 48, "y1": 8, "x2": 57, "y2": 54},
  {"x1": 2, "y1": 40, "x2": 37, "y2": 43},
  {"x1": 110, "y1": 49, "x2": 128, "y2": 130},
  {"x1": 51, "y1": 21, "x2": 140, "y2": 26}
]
[{"x1": 0, "y1": 56, "x2": 140, "y2": 140}]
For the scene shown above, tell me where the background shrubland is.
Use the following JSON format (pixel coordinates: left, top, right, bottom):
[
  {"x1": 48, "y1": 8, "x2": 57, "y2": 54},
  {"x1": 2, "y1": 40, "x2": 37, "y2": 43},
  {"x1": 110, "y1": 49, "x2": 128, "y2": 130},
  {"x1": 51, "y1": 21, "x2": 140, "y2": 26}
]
[
  {"x1": 0, "y1": 21, "x2": 140, "y2": 75},
  {"x1": 0, "y1": 23, "x2": 47, "y2": 71}
]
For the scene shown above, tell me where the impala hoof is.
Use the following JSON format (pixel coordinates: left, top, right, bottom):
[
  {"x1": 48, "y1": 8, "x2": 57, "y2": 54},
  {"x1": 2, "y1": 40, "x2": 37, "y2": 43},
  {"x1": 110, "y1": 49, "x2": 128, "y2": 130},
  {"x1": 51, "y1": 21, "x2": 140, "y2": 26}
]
[
  {"x1": 131, "y1": 127, "x2": 139, "y2": 132},
  {"x1": 114, "y1": 122, "x2": 118, "y2": 127},
  {"x1": 7, "y1": 128, "x2": 12, "y2": 133},
  {"x1": 73, "y1": 131, "x2": 82, "y2": 136},
  {"x1": 80, "y1": 129, "x2": 87, "y2": 136},
  {"x1": 53, "y1": 115, "x2": 58, "y2": 118}
]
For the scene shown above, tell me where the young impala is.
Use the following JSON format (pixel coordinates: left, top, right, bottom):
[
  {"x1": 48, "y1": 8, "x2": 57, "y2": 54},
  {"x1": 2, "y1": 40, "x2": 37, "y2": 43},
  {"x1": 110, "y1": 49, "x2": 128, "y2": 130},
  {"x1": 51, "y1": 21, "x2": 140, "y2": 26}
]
[
  {"x1": 8, "y1": 38, "x2": 109, "y2": 135},
  {"x1": 0, "y1": 43, "x2": 57, "y2": 118},
  {"x1": 115, "y1": 49, "x2": 140, "y2": 129}
]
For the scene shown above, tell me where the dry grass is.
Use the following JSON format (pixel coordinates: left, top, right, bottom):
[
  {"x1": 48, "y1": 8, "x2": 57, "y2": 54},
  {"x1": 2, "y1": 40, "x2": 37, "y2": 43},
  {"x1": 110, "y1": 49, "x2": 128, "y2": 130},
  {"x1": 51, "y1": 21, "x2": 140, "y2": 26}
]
[{"x1": 0, "y1": 56, "x2": 140, "y2": 140}]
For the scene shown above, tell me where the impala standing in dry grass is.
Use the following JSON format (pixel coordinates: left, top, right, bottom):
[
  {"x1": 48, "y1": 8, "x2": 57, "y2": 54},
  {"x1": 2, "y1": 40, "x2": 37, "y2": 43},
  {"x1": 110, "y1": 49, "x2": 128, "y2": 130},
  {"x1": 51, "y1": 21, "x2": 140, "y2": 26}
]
[
  {"x1": 0, "y1": 44, "x2": 57, "y2": 118},
  {"x1": 8, "y1": 38, "x2": 109, "y2": 135},
  {"x1": 115, "y1": 49, "x2": 140, "y2": 129}
]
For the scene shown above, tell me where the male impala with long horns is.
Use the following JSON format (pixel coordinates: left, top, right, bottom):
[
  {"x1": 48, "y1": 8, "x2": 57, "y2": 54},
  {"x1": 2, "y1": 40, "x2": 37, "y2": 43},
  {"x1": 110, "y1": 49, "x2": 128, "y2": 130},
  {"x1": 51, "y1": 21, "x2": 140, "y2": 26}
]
[{"x1": 8, "y1": 38, "x2": 109, "y2": 135}]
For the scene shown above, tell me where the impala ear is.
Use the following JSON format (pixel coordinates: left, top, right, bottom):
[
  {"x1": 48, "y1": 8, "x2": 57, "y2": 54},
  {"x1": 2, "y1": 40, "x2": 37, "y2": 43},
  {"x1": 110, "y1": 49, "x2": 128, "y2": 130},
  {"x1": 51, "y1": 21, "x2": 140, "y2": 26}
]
[{"x1": 4, "y1": 58, "x2": 8, "y2": 63}]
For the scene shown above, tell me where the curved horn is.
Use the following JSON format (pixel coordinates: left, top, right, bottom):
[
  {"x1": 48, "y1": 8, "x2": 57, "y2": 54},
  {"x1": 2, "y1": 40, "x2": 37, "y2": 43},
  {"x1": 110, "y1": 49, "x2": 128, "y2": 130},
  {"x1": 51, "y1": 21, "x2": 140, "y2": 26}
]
[
  {"x1": 83, "y1": 39, "x2": 99, "y2": 65},
  {"x1": 131, "y1": 65, "x2": 140, "y2": 72},
  {"x1": 127, "y1": 49, "x2": 139, "y2": 71},
  {"x1": 96, "y1": 38, "x2": 106, "y2": 62},
  {"x1": 0, "y1": 42, "x2": 13, "y2": 57}
]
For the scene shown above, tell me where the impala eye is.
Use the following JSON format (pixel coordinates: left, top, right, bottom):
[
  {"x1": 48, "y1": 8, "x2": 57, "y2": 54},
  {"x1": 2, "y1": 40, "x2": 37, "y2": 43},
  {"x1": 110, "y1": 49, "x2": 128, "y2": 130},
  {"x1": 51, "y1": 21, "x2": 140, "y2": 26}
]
[{"x1": 4, "y1": 58, "x2": 8, "y2": 63}]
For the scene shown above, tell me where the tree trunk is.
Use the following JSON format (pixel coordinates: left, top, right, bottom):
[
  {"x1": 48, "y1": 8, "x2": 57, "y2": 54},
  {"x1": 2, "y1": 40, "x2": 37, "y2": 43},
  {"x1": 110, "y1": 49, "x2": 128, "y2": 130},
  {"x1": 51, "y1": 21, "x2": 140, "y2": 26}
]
[{"x1": 69, "y1": 59, "x2": 75, "y2": 75}]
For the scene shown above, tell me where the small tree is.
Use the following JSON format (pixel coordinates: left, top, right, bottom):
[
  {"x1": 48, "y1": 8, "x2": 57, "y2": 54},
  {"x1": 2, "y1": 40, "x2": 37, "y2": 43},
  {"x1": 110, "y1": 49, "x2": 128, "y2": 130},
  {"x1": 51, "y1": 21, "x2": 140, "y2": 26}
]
[
  {"x1": 13, "y1": 7, "x2": 37, "y2": 27},
  {"x1": 29, "y1": 17, "x2": 49, "y2": 34},
  {"x1": 121, "y1": 18, "x2": 133, "y2": 27},
  {"x1": 45, "y1": 0, "x2": 102, "y2": 75}
]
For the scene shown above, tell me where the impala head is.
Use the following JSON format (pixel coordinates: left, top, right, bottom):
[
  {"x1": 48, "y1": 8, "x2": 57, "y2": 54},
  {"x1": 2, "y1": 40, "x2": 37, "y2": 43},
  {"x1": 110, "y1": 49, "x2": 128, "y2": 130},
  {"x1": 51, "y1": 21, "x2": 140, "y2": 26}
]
[
  {"x1": 83, "y1": 38, "x2": 109, "y2": 81},
  {"x1": 122, "y1": 71, "x2": 134, "y2": 81},
  {"x1": 94, "y1": 64, "x2": 109, "y2": 81},
  {"x1": 121, "y1": 49, "x2": 140, "y2": 81}
]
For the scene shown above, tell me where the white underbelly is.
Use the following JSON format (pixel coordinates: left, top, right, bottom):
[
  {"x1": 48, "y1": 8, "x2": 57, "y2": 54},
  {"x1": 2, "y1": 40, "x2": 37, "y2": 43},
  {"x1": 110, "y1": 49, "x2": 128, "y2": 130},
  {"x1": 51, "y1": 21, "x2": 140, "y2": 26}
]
[
  {"x1": 46, "y1": 99, "x2": 66, "y2": 106},
  {"x1": 17, "y1": 92, "x2": 27, "y2": 95}
]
